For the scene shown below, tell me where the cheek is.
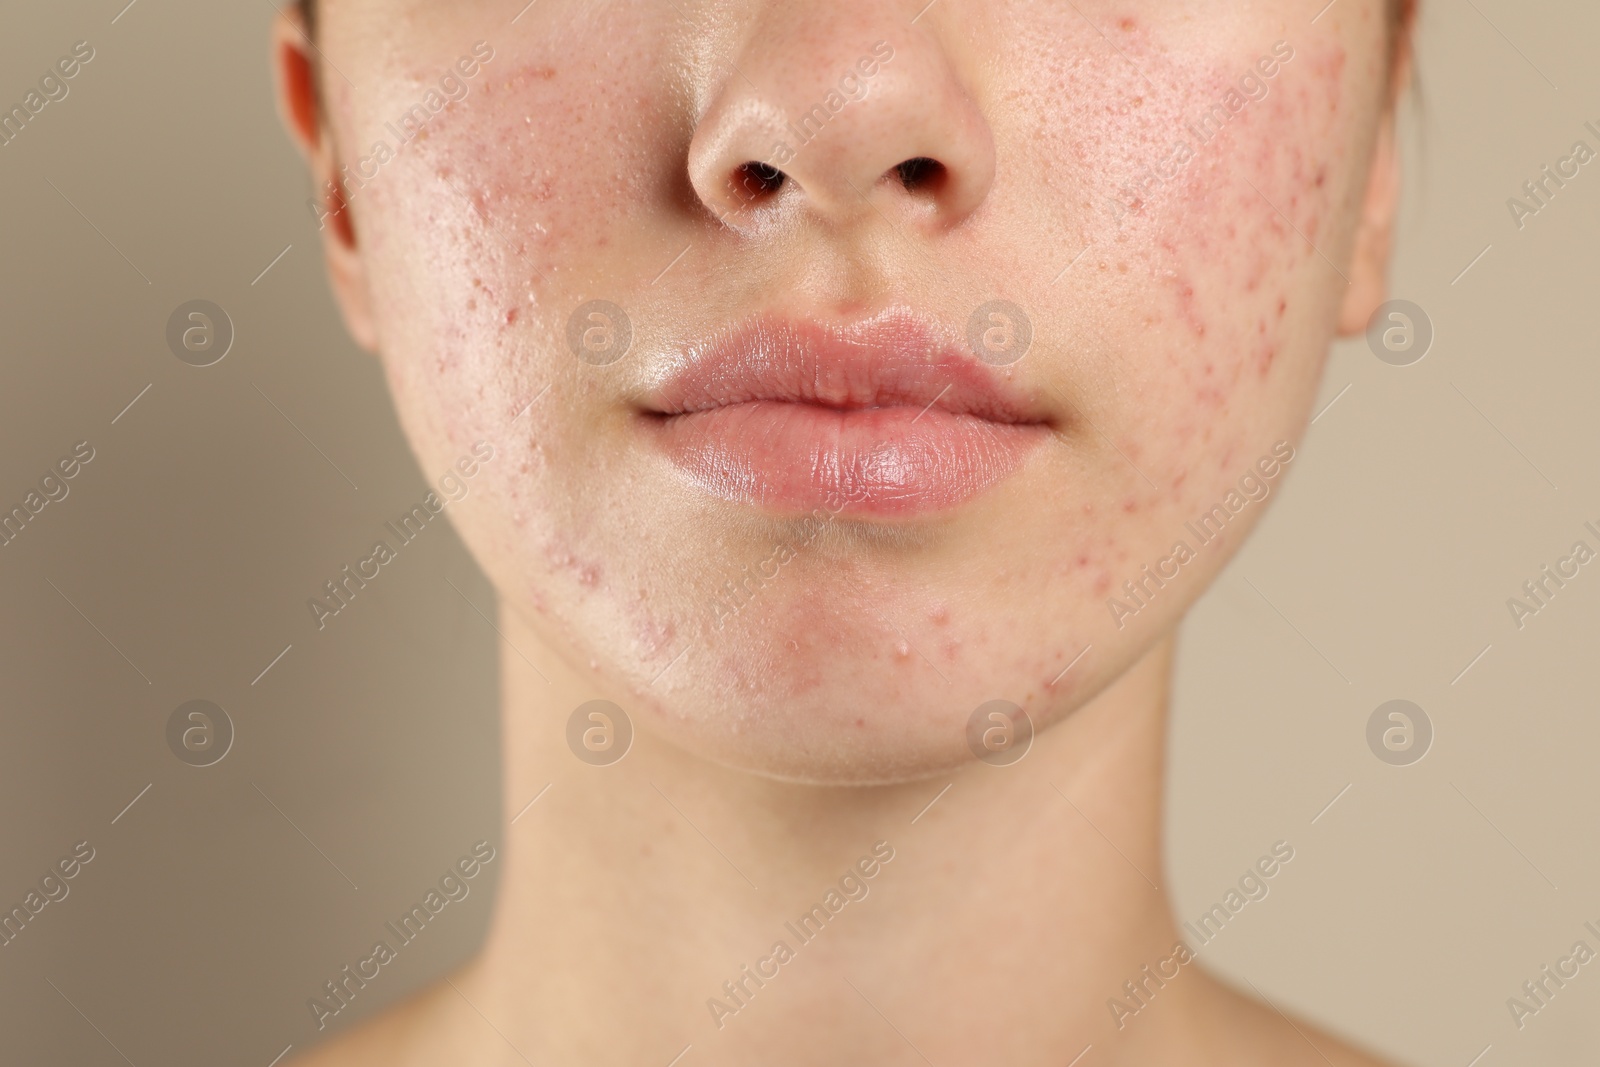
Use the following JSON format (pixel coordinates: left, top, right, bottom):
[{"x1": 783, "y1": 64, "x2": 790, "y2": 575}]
[
  {"x1": 1143, "y1": 43, "x2": 1348, "y2": 376},
  {"x1": 1092, "y1": 31, "x2": 1348, "y2": 379},
  {"x1": 1004, "y1": 15, "x2": 1357, "y2": 473},
  {"x1": 342, "y1": 30, "x2": 685, "y2": 441}
]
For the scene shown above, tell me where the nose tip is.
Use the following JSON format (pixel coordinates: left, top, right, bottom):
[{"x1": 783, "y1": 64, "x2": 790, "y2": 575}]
[{"x1": 686, "y1": 34, "x2": 996, "y2": 232}]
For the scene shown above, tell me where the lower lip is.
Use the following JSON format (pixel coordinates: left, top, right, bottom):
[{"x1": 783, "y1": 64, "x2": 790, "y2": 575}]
[{"x1": 649, "y1": 401, "x2": 1047, "y2": 517}]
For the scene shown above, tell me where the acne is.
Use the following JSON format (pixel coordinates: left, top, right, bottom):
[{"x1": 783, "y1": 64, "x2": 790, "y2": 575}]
[
  {"x1": 632, "y1": 610, "x2": 676, "y2": 661},
  {"x1": 337, "y1": 3, "x2": 1384, "y2": 779},
  {"x1": 545, "y1": 537, "x2": 605, "y2": 591}
]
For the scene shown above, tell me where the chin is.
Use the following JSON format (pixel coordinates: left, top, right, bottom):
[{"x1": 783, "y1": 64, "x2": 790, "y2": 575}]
[
  {"x1": 567, "y1": 574, "x2": 1143, "y2": 786},
  {"x1": 632, "y1": 689, "x2": 989, "y2": 787}
]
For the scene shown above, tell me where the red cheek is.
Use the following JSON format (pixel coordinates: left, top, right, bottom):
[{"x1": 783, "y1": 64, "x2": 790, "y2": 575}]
[{"x1": 1082, "y1": 31, "x2": 1348, "y2": 411}]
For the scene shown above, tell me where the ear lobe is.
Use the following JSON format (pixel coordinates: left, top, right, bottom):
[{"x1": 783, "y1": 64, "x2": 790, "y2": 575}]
[
  {"x1": 275, "y1": 18, "x2": 320, "y2": 155},
  {"x1": 270, "y1": 8, "x2": 379, "y2": 353},
  {"x1": 1335, "y1": 108, "x2": 1400, "y2": 337},
  {"x1": 1337, "y1": 30, "x2": 1414, "y2": 338}
]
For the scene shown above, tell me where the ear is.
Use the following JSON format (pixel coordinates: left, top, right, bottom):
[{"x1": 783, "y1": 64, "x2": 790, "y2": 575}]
[
  {"x1": 1337, "y1": 28, "x2": 1413, "y2": 337},
  {"x1": 271, "y1": 7, "x2": 379, "y2": 353}
]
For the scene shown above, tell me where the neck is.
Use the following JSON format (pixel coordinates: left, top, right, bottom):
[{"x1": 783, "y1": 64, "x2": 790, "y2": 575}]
[{"x1": 463, "y1": 605, "x2": 1207, "y2": 1064}]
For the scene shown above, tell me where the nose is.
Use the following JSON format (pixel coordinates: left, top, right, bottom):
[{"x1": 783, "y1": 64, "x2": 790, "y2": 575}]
[{"x1": 687, "y1": 12, "x2": 996, "y2": 232}]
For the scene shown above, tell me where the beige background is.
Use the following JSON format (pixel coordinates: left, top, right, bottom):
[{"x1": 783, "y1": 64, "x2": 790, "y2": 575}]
[{"x1": 1, "y1": 1, "x2": 1596, "y2": 1064}]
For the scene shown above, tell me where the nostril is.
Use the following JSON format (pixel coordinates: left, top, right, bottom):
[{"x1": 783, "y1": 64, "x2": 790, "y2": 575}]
[
  {"x1": 894, "y1": 157, "x2": 946, "y2": 193},
  {"x1": 730, "y1": 161, "x2": 787, "y2": 205}
]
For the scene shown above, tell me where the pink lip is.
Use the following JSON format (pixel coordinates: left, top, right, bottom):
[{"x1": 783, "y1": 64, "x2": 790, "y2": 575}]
[{"x1": 640, "y1": 309, "x2": 1052, "y2": 517}]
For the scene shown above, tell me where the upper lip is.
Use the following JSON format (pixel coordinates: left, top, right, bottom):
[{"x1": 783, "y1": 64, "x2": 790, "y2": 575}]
[{"x1": 642, "y1": 307, "x2": 1050, "y2": 425}]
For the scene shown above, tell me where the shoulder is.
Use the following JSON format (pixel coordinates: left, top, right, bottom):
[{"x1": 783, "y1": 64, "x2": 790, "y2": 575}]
[
  {"x1": 284, "y1": 1005, "x2": 416, "y2": 1067},
  {"x1": 284, "y1": 973, "x2": 493, "y2": 1067},
  {"x1": 1199, "y1": 977, "x2": 1403, "y2": 1067}
]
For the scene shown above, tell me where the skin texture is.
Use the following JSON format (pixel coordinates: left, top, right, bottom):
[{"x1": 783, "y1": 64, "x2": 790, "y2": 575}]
[{"x1": 274, "y1": 1, "x2": 1410, "y2": 1064}]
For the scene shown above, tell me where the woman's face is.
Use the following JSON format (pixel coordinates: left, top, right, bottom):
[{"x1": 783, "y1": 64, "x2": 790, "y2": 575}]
[{"x1": 289, "y1": 0, "x2": 1398, "y2": 783}]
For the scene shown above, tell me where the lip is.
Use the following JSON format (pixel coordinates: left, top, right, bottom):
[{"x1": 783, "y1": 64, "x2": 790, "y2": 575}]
[{"x1": 639, "y1": 308, "x2": 1052, "y2": 517}]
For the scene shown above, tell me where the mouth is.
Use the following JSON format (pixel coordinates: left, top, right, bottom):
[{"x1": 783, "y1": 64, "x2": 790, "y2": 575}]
[{"x1": 638, "y1": 307, "x2": 1054, "y2": 517}]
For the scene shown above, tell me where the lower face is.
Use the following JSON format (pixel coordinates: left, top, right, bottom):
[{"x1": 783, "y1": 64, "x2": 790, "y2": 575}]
[{"x1": 317, "y1": 0, "x2": 1388, "y2": 783}]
